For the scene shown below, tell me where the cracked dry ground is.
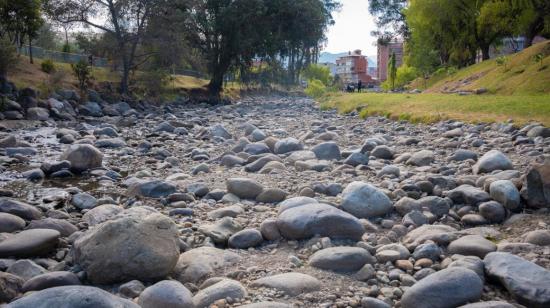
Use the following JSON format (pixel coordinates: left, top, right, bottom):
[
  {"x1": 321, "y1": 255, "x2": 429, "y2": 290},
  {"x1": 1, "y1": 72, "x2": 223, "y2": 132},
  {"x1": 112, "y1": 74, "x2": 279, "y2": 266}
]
[{"x1": 1, "y1": 96, "x2": 550, "y2": 308}]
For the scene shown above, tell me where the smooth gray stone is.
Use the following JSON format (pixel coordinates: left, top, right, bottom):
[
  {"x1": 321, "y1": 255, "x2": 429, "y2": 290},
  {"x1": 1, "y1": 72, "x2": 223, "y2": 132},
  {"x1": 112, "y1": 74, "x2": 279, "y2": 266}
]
[
  {"x1": 8, "y1": 285, "x2": 139, "y2": 308},
  {"x1": 0, "y1": 229, "x2": 60, "y2": 258}
]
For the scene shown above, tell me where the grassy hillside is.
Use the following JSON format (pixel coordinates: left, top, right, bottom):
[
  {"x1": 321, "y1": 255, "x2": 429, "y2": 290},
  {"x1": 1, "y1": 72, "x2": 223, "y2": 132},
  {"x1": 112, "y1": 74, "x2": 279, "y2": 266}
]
[
  {"x1": 410, "y1": 40, "x2": 550, "y2": 95},
  {"x1": 8, "y1": 56, "x2": 212, "y2": 99},
  {"x1": 320, "y1": 92, "x2": 550, "y2": 126}
]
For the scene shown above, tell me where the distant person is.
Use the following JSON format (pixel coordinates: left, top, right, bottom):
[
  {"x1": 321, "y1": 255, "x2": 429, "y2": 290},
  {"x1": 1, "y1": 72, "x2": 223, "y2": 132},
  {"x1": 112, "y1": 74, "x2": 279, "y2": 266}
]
[
  {"x1": 88, "y1": 54, "x2": 94, "y2": 66},
  {"x1": 357, "y1": 80, "x2": 362, "y2": 93}
]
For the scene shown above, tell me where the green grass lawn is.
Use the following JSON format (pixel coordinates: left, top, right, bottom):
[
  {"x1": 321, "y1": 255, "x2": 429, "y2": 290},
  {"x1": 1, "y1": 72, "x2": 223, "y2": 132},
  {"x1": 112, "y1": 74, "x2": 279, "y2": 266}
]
[{"x1": 320, "y1": 92, "x2": 550, "y2": 126}]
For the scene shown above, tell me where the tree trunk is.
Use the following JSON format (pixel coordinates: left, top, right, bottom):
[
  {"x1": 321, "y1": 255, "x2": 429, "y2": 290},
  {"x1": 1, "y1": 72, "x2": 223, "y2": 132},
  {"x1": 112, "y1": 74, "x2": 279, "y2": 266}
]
[
  {"x1": 524, "y1": 16, "x2": 544, "y2": 48},
  {"x1": 120, "y1": 61, "x2": 130, "y2": 95},
  {"x1": 481, "y1": 44, "x2": 490, "y2": 61},
  {"x1": 29, "y1": 37, "x2": 33, "y2": 64}
]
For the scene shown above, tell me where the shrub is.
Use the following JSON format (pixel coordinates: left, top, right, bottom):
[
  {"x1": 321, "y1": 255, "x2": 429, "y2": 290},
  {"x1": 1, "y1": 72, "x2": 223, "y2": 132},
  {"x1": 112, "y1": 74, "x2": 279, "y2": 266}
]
[
  {"x1": 304, "y1": 79, "x2": 327, "y2": 98},
  {"x1": 62, "y1": 43, "x2": 71, "y2": 53},
  {"x1": 137, "y1": 69, "x2": 170, "y2": 98},
  {"x1": 302, "y1": 64, "x2": 332, "y2": 86},
  {"x1": 71, "y1": 60, "x2": 92, "y2": 102},
  {"x1": 41, "y1": 59, "x2": 56, "y2": 74},
  {"x1": 496, "y1": 56, "x2": 508, "y2": 70},
  {"x1": 0, "y1": 37, "x2": 18, "y2": 78}
]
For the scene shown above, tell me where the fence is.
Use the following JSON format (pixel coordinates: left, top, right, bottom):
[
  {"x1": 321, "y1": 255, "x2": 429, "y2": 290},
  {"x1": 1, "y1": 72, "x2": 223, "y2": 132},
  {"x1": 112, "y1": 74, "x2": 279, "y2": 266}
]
[
  {"x1": 17, "y1": 45, "x2": 109, "y2": 67},
  {"x1": 17, "y1": 45, "x2": 207, "y2": 79}
]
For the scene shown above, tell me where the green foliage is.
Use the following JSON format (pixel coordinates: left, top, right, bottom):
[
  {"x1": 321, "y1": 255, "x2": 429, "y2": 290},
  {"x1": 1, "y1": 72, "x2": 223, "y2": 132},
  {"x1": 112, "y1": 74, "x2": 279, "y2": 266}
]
[
  {"x1": 395, "y1": 65, "x2": 418, "y2": 88},
  {"x1": 137, "y1": 69, "x2": 170, "y2": 98},
  {"x1": 0, "y1": 0, "x2": 43, "y2": 47},
  {"x1": 534, "y1": 53, "x2": 544, "y2": 68},
  {"x1": 304, "y1": 79, "x2": 327, "y2": 98},
  {"x1": 41, "y1": 59, "x2": 56, "y2": 74},
  {"x1": 71, "y1": 59, "x2": 91, "y2": 101},
  {"x1": 496, "y1": 56, "x2": 509, "y2": 70},
  {"x1": 387, "y1": 53, "x2": 397, "y2": 90},
  {"x1": 302, "y1": 64, "x2": 332, "y2": 86},
  {"x1": 0, "y1": 37, "x2": 18, "y2": 78},
  {"x1": 61, "y1": 43, "x2": 71, "y2": 53}
]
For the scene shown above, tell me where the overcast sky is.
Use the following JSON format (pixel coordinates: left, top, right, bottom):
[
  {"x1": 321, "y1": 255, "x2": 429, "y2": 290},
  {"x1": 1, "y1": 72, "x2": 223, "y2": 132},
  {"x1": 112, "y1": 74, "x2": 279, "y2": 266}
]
[{"x1": 324, "y1": 0, "x2": 377, "y2": 56}]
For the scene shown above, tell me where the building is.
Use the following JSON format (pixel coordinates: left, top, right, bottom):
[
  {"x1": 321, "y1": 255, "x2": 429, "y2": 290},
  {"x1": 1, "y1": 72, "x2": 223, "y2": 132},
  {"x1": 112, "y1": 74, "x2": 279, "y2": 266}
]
[
  {"x1": 377, "y1": 40, "x2": 404, "y2": 82},
  {"x1": 335, "y1": 50, "x2": 374, "y2": 85},
  {"x1": 319, "y1": 62, "x2": 337, "y2": 76}
]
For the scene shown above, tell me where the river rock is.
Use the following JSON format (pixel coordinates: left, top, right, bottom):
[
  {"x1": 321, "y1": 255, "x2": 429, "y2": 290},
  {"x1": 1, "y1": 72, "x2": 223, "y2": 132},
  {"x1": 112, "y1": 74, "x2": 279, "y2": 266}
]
[
  {"x1": 0, "y1": 198, "x2": 43, "y2": 220},
  {"x1": 448, "y1": 235, "x2": 497, "y2": 258},
  {"x1": 484, "y1": 252, "x2": 550, "y2": 307},
  {"x1": 0, "y1": 212, "x2": 25, "y2": 232},
  {"x1": 22, "y1": 271, "x2": 81, "y2": 292},
  {"x1": 341, "y1": 181, "x2": 392, "y2": 218},
  {"x1": 0, "y1": 229, "x2": 60, "y2": 258},
  {"x1": 473, "y1": 150, "x2": 513, "y2": 174},
  {"x1": 489, "y1": 180, "x2": 520, "y2": 210},
  {"x1": 193, "y1": 279, "x2": 247, "y2": 308},
  {"x1": 138, "y1": 280, "x2": 193, "y2": 308},
  {"x1": 251, "y1": 272, "x2": 321, "y2": 296},
  {"x1": 226, "y1": 178, "x2": 264, "y2": 199},
  {"x1": 276, "y1": 203, "x2": 365, "y2": 240},
  {"x1": 173, "y1": 247, "x2": 240, "y2": 283},
  {"x1": 400, "y1": 267, "x2": 483, "y2": 308},
  {"x1": 309, "y1": 247, "x2": 372, "y2": 271},
  {"x1": 7, "y1": 285, "x2": 139, "y2": 308},
  {"x1": 523, "y1": 162, "x2": 550, "y2": 208},
  {"x1": 73, "y1": 213, "x2": 180, "y2": 284},
  {"x1": 60, "y1": 144, "x2": 103, "y2": 173}
]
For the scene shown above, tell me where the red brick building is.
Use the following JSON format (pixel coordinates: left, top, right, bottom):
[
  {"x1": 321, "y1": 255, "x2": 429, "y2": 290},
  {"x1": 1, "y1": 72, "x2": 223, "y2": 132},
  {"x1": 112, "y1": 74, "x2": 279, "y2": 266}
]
[
  {"x1": 335, "y1": 50, "x2": 374, "y2": 84},
  {"x1": 377, "y1": 40, "x2": 404, "y2": 81}
]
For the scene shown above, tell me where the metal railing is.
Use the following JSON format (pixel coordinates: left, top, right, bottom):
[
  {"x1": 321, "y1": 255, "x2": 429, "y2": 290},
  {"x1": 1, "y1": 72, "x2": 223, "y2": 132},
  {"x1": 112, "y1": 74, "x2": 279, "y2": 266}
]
[{"x1": 17, "y1": 45, "x2": 109, "y2": 67}]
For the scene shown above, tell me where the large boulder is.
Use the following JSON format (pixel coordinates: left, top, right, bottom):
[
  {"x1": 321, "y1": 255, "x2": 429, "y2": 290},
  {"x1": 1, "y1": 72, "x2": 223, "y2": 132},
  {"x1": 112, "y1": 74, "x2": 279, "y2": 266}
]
[
  {"x1": 73, "y1": 213, "x2": 180, "y2": 284},
  {"x1": 276, "y1": 203, "x2": 365, "y2": 240},
  {"x1": 446, "y1": 185, "x2": 491, "y2": 206},
  {"x1": 60, "y1": 144, "x2": 103, "y2": 173},
  {"x1": 400, "y1": 267, "x2": 483, "y2": 308},
  {"x1": 484, "y1": 252, "x2": 550, "y2": 307},
  {"x1": 473, "y1": 150, "x2": 513, "y2": 174},
  {"x1": 173, "y1": 247, "x2": 240, "y2": 283},
  {"x1": 523, "y1": 162, "x2": 550, "y2": 208},
  {"x1": 26, "y1": 107, "x2": 50, "y2": 121},
  {"x1": 7, "y1": 286, "x2": 139, "y2": 308},
  {"x1": 341, "y1": 182, "x2": 392, "y2": 218},
  {"x1": 403, "y1": 224, "x2": 458, "y2": 250}
]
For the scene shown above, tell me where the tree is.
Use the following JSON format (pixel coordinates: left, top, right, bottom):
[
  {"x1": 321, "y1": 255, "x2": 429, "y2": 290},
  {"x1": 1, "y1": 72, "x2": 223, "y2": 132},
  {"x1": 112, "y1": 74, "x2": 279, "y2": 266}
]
[
  {"x1": 44, "y1": 0, "x2": 161, "y2": 94},
  {"x1": 71, "y1": 59, "x2": 91, "y2": 102},
  {"x1": 0, "y1": 36, "x2": 18, "y2": 79},
  {"x1": 368, "y1": 0, "x2": 409, "y2": 39},
  {"x1": 178, "y1": 0, "x2": 339, "y2": 98},
  {"x1": 0, "y1": 0, "x2": 43, "y2": 63},
  {"x1": 302, "y1": 64, "x2": 331, "y2": 86},
  {"x1": 510, "y1": 0, "x2": 550, "y2": 47},
  {"x1": 388, "y1": 52, "x2": 397, "y2": 90}
]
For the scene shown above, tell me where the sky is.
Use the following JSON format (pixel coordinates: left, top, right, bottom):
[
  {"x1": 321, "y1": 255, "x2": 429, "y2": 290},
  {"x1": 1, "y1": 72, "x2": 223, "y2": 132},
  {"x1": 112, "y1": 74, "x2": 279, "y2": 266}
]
[{"x1": 324, "y1": 0, "x2": 378, "y2": 56}]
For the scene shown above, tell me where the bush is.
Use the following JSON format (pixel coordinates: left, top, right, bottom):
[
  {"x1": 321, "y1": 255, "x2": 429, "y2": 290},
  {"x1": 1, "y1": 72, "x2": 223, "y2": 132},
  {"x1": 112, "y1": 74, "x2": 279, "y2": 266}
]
[
  {"x1": 395, "y1": 65, "x2": 418, "y2": 88},
  {"x1": 71, "y1": 60, "x2": 92, "y2": 102},
  {"x1": 302, "y1": 64, "x2": 332, "y2": 86},
  {"x1": 41, "y1": 59, "x2": 56, "y2": 74},
  {"x1": 0, "y1": 37, "x2": 18, "y2": 78},
  {"x1": 304, "y1": 79, "x2": 327, "y2": 98},
  {"x1": 137, "y1": 69, "x2": 170, "y2": 98}
]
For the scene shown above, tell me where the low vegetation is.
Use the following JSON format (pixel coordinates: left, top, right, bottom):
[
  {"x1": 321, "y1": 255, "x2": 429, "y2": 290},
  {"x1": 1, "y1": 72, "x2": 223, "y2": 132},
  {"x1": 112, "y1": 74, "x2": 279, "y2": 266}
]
[{"x1": 320, "y1": 92, "x2": 550, "y2": 126}]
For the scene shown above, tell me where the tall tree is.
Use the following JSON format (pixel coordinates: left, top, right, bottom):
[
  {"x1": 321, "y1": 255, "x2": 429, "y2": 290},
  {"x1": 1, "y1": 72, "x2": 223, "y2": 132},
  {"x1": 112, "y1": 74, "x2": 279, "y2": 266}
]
[
  {"x1": 388, "y1": 52, "x2": 397, "y2": 90},
  {"x1": 44, "y1": 0, "x2": 161, "y2": 94},
  {"x1": 368, "y1": 0, "x2": 409, "y2": 39},
  {"x1": 0, "y1": 0, "x2": 43, "y2": 63},
  {"x1": 510, "y1": 0, "x2": 550, "y2": 47}
]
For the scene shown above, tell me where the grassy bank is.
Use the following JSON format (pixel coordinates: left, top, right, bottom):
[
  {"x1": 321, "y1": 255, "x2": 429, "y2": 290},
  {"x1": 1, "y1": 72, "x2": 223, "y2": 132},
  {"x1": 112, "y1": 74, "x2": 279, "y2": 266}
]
[
  {"x1": 410, "y1": 40, "x2": 550, "y2": 95},
  {"x1": 320, "y1": 92, "x2": 550, "y2": 126}
]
